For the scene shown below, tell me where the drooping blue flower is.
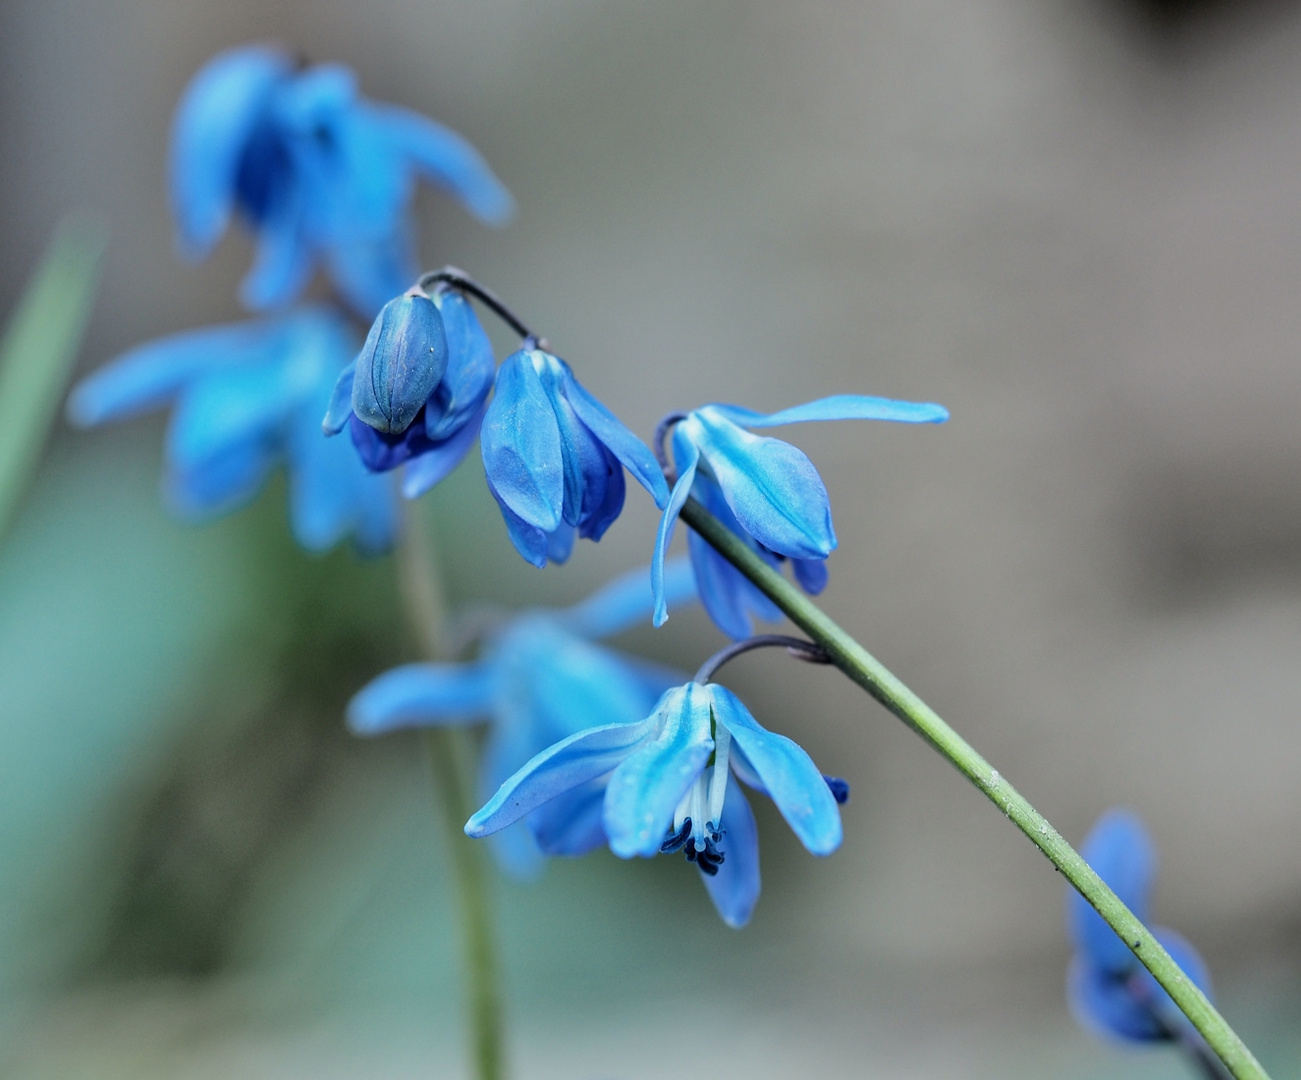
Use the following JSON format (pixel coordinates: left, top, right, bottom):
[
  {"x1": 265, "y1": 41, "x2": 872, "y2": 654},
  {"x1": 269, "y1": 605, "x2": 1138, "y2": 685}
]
[
  {"x1": 323, "y1": 286, "x2": 495, "y2": 499},
  {"x1": 652, "y1": 395, "x2": 949, "y2": 638},
  {"x1": 466, "y1": 673, "x2": 847, "y2": 927},
  {"x1": 347, "y1": 560, "x2": 697, "y2": 877},
  {"x1": 170, "y1": 44, "x2": 514, "y2": 318},
  {"x1": 67, "y1": 306, "x2": 397, "y2": 553},
  {"x1": 481, "y1": 347, "x2": 670, "y2": 567},
  {"x1": 1066, "y1": 809, "x2": 1215, "y2": 1045}
]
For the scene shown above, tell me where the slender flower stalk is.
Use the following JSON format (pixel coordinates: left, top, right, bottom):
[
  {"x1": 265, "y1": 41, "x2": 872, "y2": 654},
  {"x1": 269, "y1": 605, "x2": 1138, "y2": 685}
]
[
  {"x1": 398, "y1": 504, "x2": 506, "y2": 1080},
  {"x1": 677, "y1": 495, "x2": 1271, "y2": 1080}
]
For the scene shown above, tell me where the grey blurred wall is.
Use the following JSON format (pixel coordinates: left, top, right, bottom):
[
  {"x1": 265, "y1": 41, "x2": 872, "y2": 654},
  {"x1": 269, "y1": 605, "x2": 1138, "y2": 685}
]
[{"x1": 4, "y1": 0, "x2": 1301, "y2": 1071}]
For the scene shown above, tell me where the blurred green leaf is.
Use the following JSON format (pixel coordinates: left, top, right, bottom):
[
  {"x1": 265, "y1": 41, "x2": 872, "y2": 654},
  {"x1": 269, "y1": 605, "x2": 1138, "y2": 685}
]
[{"x1": 0, "y1": 216, "x2": 107, "y2": 538}]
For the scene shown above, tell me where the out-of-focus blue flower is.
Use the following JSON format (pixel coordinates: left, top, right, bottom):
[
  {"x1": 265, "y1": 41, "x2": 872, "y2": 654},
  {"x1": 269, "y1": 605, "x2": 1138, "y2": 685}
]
[
  {"x1": 324, "y1": 286, "x2": 495, "y2": 499},
  {"x1": 652, "y1": 395, "x2": 948, "y2": 638},
  {"x1": 347, "y1": 560, "x2": 697, "y2": 877},
  {"x1": 466, "y1": 672, "x2": 846, "y2": 927},
  {"x1": 170, "y1": 44, "x2": 514, "y2": 317},
  {"x1": 1067, "y1": 809, "x2": 1215, "y2": 1044},
  {"x1": 481, "y1": 347, "x2": 670, "y2": 568},
  {"x1": 67, "y1": 306, "x2": 397, "y2": 553}
]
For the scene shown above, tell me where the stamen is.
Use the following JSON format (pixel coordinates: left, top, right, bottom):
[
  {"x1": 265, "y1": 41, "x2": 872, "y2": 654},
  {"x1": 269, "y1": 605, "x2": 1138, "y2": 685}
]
[
  {"x1": 660, "y1": 818, "x2": 692, "y2": 854},
  {"x1": 824, "y1": 776, "x2": 850, "y2": 805}
]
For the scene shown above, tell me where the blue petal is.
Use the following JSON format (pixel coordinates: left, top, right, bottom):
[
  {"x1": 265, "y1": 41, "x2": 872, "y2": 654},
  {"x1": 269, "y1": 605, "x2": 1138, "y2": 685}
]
[
  {"x1": 347, "y1": 663, "x2": 494, "y2": 735},
  {"x1": 604, "y1": 684, "x2": 714, "y2": 859},
  {"x1": 651, "y1": 430, "x2": 700, "y2": 627},
  {"x1": 685, "y1": 477, "x2": 783, "y2": 639},
  {"x1": 687, "y1": 409, "x2": 835, "y2": 561},
  {"x1": 486, "y1": 483, "x2": 551, "y2": 568},
  {"x1": 164, "y1": 438, "x2": 276, "y2": 519},
  {"x1": 1068, "y1": 809, "x2": 1157, "y2": 975},
  {"x1": 169, "y1": 44, "x2": 290, "y2": 256},
  {"x1": 427, "y1": 289, "x2": 495, "y2": 441},
  {"x1": 561, "y1": 363, "x2": 670, "y2": 508},
  {"x1": 713, "y1": 394, "x2": 949, "y2": 429},
  {"x1": 557, "y1": 556, "x2": 696, "y2": 640},
  {"x1": 351, "y1": 294, "x2": 448, "y2": 434},
  {"x1": 530, "y1": 780, "x2": 608, "y2": 856},
  {"x1": 792, "y1": 557, "x2": 828, "y2": 595},
  {"x1": 688, "y1": 528, "x2": 756, "y2": 641},
  {"x1": 702, "y1": 782, "x2": 761, "y2": 928},
  {"x1": 165, "y1": 361, "x2": 296, "y2": 474},
  {"x1": 1067, "y1": 957, "x2": 1168, "y2": 1043},
  {"x1": 322, "y1": 359, "x2": 356, "y2": 435},
  {"x1": 66, "y1": 321, "x2": 272, "y2": 427},
  {"x1": 366, "y1": 102, "x2": 515, "y2": 226},
  {"x1": 480, "y1": 351, "x2": 564, "y2": 531},
  {"x1": 466, "y1": 717, "x2": 656, "y2": 837},
  {"x1": 709, "y1": 684, "x2": 842, "y2": 855},
  {"x1": 240, "y1": 193, "x2": 314, "y2": 310},
  {"x1": 546, "y1": 521, "x2": 576, "y2": 564},
  {"x1": 400, "y1": 400, "x2": 486, "y2": 499},
  {"x1": 288, "y1": 396, "x2": 398, "y2": 553}
]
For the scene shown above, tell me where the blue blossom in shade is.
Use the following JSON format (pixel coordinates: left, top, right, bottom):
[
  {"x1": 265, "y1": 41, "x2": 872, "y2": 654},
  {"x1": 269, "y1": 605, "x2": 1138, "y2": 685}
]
[
  {"x1": 67, "y1": 306, "x2": 397, "y2": 553},
  {"x1": 324, "y1": 286, "x2": 495, "y2": 499},
  {"x1": 480, "y1": 347, "x2": 670, "y2": 568},
  {"x1": 652, "y1": 395, "x2": 949, "y2": 638},
  {"x1": 347, "y1": 559, "x2": 698, "y2": 877},
  {"x1": 466, "y1": 676, "x2": 847, "y2": 927},
  {"x1": 1066, "y1": 809, "x2": 1215, "y2": 1044},
  {"x1": 170, "y1": 44, "x2": 514, "y2": 318}
]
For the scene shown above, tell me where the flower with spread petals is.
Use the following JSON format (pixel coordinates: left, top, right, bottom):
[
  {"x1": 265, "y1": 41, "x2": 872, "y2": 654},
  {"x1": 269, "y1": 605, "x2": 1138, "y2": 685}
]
[
  {"x1": 323, "y1": 286, "x2": 494, "y2": 498},
  {"x1": 170, "y1": 44, "x2": 513, "y2": 317},
  {"x1": 347, "y1": 560, "x2": 697, "y2": 877},
  {"x1": 67, "y1": 306, "x2": 397, "y2": 553},
  {"x1": 466, "y1": 672, "x2": 847, "y2": 927},
  {"x1": 481, "y1": 348, "x2": 670, "y2": 567},
  {"x1": 1067, "y1": 809, "x2": 1214, "y2": 1045},
  {"x1": 652, "y1": 395, "x2": 948, "y2": 638}
]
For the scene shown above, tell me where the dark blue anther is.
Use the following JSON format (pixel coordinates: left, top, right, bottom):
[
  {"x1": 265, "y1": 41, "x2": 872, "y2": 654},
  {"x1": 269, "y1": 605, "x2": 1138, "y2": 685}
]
[
  {"x1": 660, "y1": 818, "x2": 692, "y2": 854},
  {"x1": 824, "y1": 776, "x2": 850, "y2": 805}
]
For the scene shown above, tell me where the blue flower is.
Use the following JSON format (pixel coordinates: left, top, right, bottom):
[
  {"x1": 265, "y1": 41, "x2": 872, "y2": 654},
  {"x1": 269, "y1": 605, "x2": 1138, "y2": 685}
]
[
  {"x1": 466, "y1": 673, "x2": 847, "y2": 927},
  {"x1": 324, "y1": 286, "x2": 494, "y2": 498},
  {"x1": 1067, "y1": 809, "x2": 1215, "y2": 1044},
  {"x1": 480, "y1": 348, "x2": 670, "y2": 567},
  {"x1": 170, "y1": 44, "x2": 514, "y2": 317},
  {"x1": 67, "y1": 306, "x2": 397, "y2": 553},
  {"x1": 347, "y1": 560, "x2": 697, "y2": 877},
  {"x1": 652, "y1": 395, "x2": 949, "y2": 638}
]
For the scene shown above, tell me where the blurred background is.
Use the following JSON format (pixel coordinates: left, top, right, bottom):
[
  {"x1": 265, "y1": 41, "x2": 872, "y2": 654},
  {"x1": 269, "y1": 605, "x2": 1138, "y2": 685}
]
[{"x1": 3, "y1": 0, "x2": 1301, "y2": 1076}]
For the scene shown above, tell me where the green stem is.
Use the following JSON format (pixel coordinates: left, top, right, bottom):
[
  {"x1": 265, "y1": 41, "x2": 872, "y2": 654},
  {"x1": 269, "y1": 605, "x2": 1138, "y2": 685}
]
[
  {"x1": 398, "y1": 505, "x2": 506, "y2": 1080},
  {"x1": 678, "y1": 496, "x2": 1270, "y2": 1080}
]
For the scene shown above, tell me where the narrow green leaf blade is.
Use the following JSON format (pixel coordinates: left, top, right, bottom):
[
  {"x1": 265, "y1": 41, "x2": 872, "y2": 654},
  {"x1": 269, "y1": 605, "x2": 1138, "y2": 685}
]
[{"x1": 0, "y1": 215, "x2": 107, "y2": 537}]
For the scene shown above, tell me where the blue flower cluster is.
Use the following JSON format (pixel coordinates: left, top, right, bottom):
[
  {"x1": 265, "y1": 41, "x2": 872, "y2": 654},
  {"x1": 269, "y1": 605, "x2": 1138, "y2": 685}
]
[
  {"x1": 466, "y1": 660, "x2": 847, "y2": 928},
  {"x1": 653, "y1": 396, "x2": 948, "y2": 638},
  {"x1": 171, "y1": 44, "x2": 513, "y2": 317},
  {"x1": 1066, "y1": 809, "x2": 1214, "y2": 1045}
]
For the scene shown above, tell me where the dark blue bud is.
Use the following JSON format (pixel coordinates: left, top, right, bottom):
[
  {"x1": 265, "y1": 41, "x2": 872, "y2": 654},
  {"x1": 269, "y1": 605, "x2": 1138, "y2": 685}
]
[
  {"x1": 351, "y1": 292, "x2": 448, "y2": 434},
  {"x1": 823, "y1": 776, "x2": 850, "y2": 804}
]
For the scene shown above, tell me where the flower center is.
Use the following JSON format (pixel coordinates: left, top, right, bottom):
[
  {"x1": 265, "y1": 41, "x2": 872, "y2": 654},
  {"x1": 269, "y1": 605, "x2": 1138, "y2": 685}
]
[{"x1": 659, "y1": 713, "x2": 732, "y2": 876}]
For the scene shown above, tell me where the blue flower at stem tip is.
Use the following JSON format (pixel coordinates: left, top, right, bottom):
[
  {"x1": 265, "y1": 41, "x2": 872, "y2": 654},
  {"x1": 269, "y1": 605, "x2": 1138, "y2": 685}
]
[
  {"x1": 323, "y1": 285, "x2": 495, "y2": 499},
  {"x1": 1067, "y1": 809, "x2": 1215, "y2": 1047},
  {"x1": 465, "y1": 648, "x2": 848, "y2": 928},
  {"x1": 67, "y1": 306, "x2": 398, "y2": 553},
  {"x1": 170, "y1": 43, "x2": 514, "y2": 318},
  {"x1": 652, "y1": 395, "x2": 949, "y2": 639},
  {"x1": 346, "y1": 559, "x2": 698, "y2": 879},
  {"x1": 481, "y1": 347, "x2": 670, "y2": 568}
]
